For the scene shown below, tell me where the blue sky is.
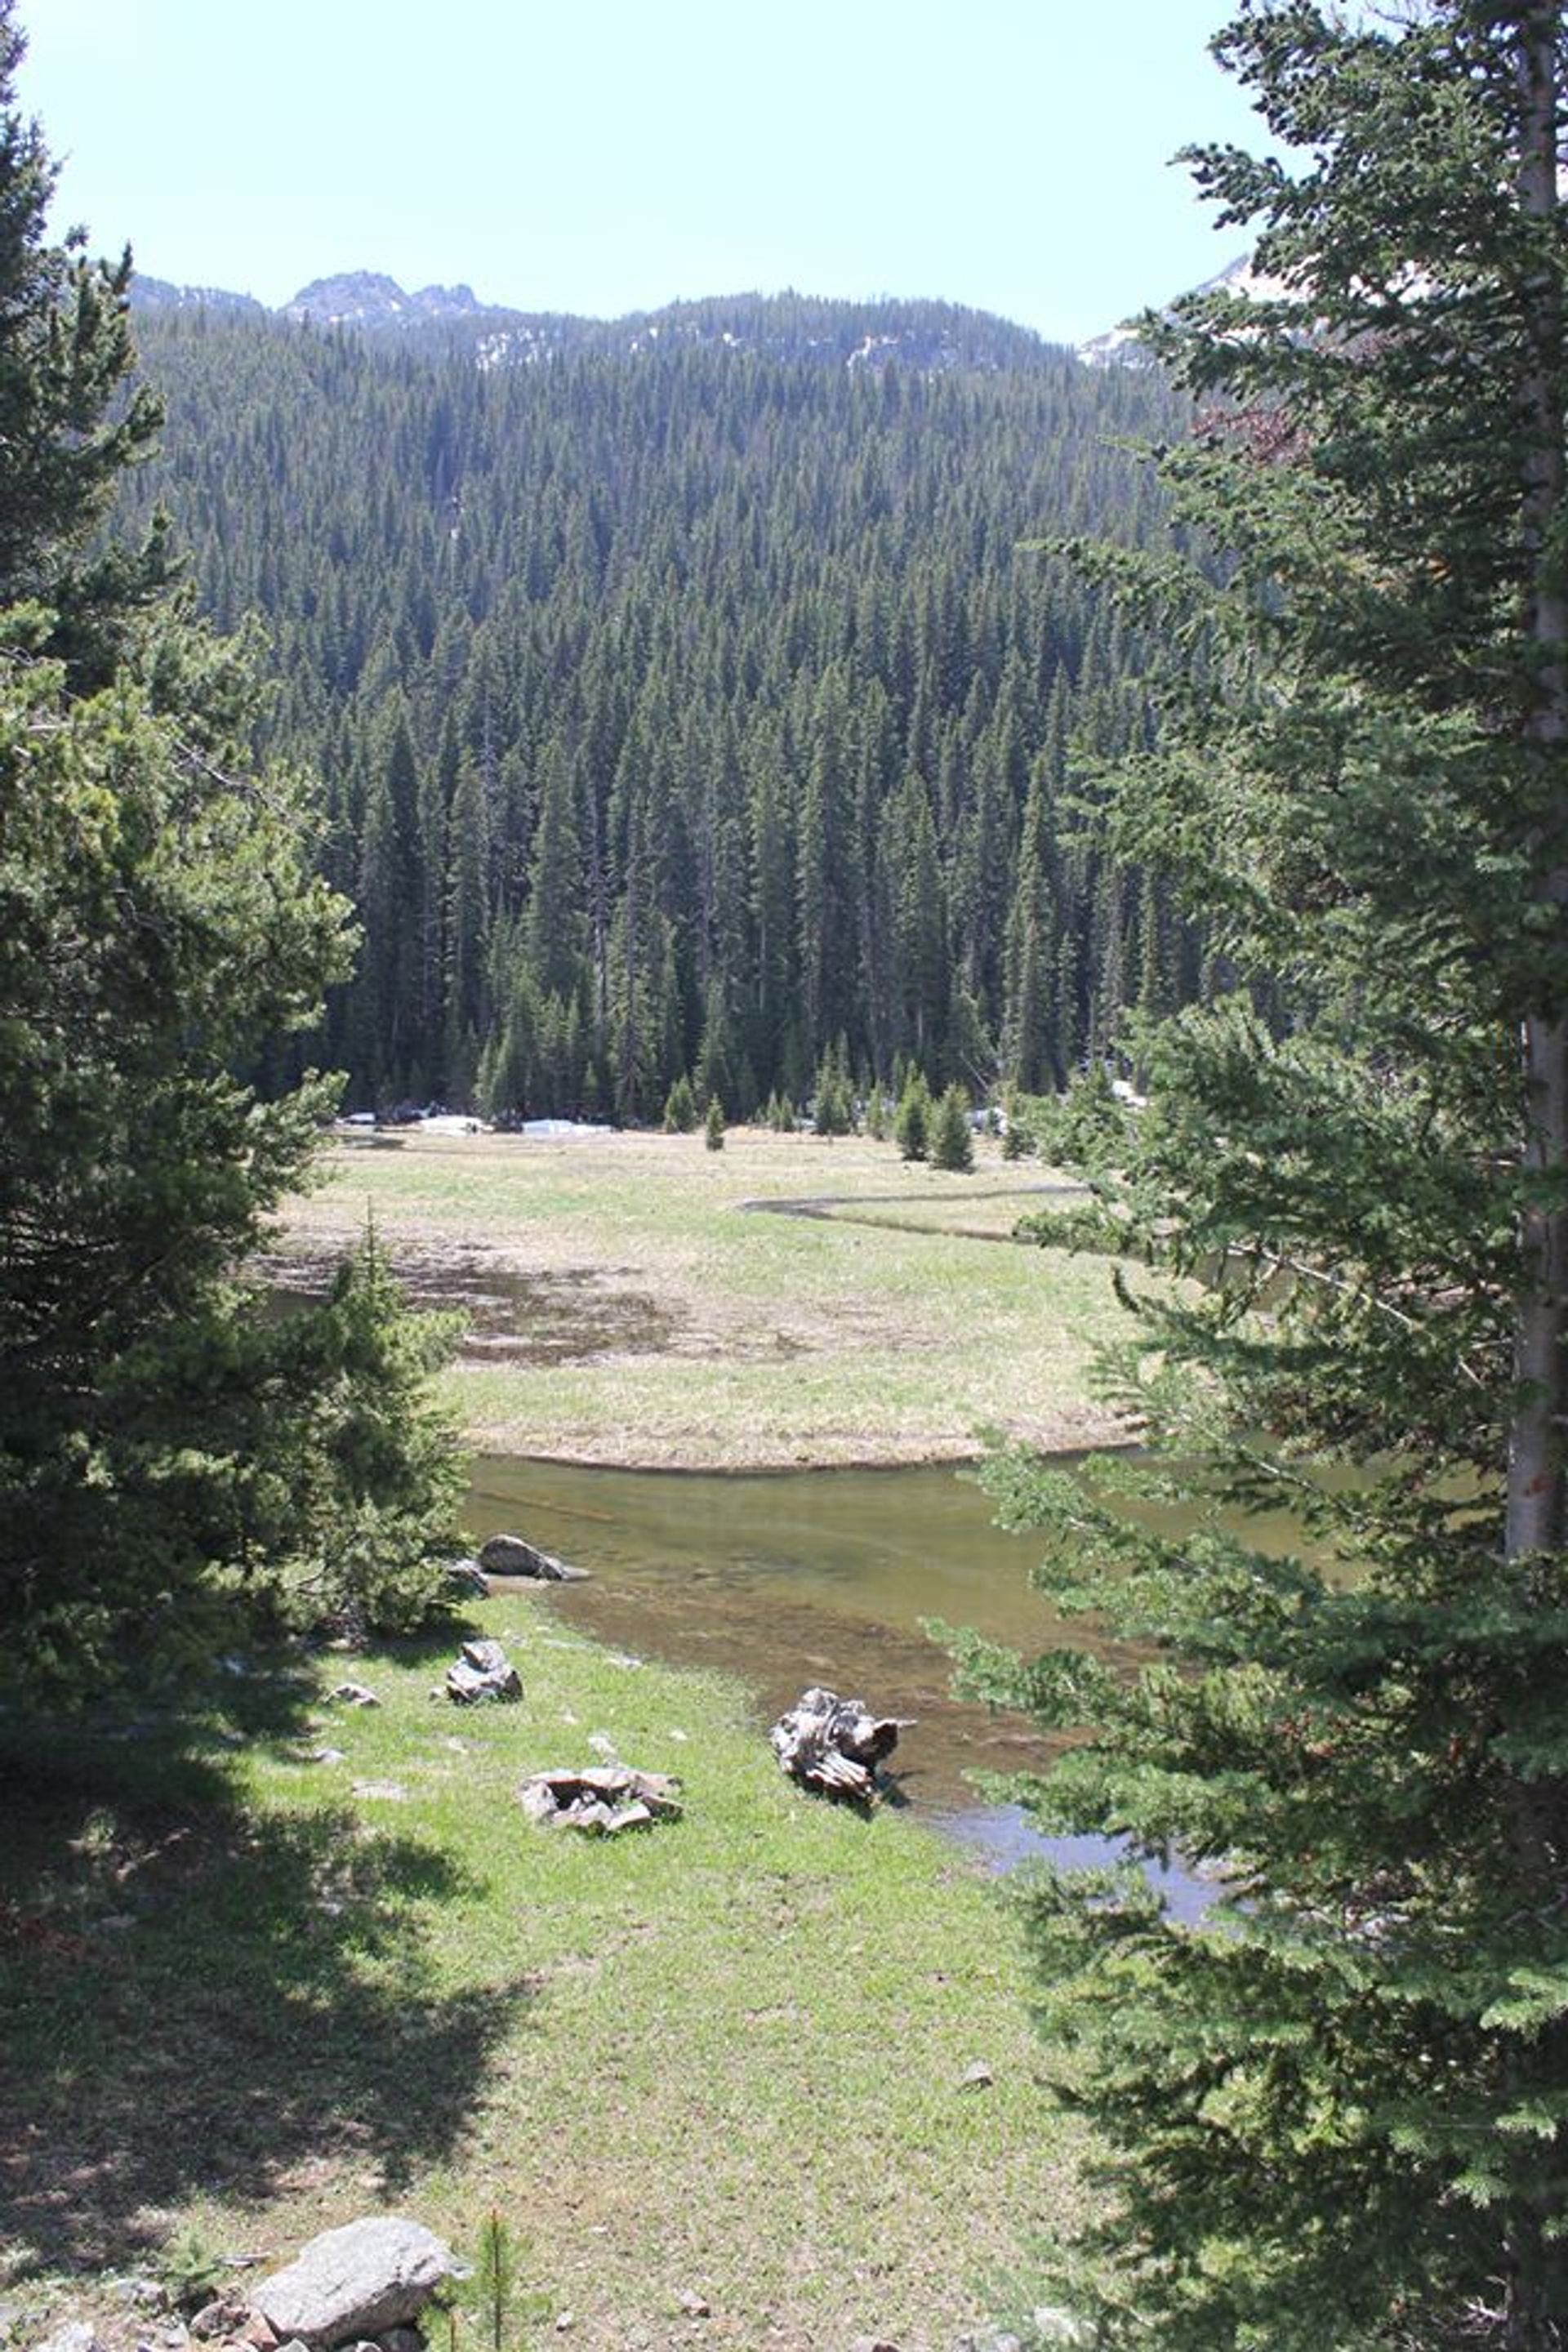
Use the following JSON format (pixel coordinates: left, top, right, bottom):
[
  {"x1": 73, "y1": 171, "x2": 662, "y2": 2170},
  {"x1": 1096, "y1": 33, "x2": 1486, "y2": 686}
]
[{"x1": 19, "y1": 1, "x2": 1270, "y2": 346}]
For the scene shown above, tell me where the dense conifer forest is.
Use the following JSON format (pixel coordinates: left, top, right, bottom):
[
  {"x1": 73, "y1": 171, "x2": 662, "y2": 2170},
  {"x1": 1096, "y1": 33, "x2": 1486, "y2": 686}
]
[{"x1": 122, "y1": 292, "x2": 1194, "y2": 1119}]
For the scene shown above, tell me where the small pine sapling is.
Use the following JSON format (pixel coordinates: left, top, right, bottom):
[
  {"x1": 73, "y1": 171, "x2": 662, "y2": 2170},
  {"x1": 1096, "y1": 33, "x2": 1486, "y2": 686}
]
[{"x1": 929, "y1": 1084, "x2": 974, "y2": 1173}]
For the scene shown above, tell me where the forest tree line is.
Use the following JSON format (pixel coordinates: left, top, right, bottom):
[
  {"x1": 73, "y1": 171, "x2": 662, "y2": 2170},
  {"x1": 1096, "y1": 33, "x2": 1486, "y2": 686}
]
[{"x1": 123, "y1": 295, "x2": 1206, "y2": 1121}]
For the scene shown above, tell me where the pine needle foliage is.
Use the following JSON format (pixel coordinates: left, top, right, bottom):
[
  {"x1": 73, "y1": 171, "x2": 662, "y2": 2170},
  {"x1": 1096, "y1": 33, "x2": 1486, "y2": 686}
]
[
  {"x1": 929, "y1": 1084, "x2": 976, "y2": 1173},
  {"x1": 0, "y1": 7, "x2": 464, "y2": 1702},
  {"x1": 955, "y1": 7, "x2": 1568, "y2": 2345},
  {"x1": 895, "y1": 1071, "x2": 932, "y2": 1162}
]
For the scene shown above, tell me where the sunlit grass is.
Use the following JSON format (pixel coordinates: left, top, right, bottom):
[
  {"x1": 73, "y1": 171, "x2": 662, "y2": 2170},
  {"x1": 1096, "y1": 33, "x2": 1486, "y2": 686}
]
[
  {"x1": 283, "y1": 1126, "x2": 1133, "y2": 1468},
  {"x1": 0, "y1": 1604, "x2": 1085, "y2": 2350}
]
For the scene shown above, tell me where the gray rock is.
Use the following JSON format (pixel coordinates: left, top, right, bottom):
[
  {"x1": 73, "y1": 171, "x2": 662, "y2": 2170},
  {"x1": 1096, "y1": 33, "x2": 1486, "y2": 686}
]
[
  {"x1": 109, "y1": 2278, "x2": 166, "y2": 2311},
  {"x1": 443, "y1": 1560, "x2": 490, "y2": 1598},
  {"x1": 37, "y1": 2326, "x2": 105, "y2": 2352},
  {"x1": 445, "y1": 1639, "x2": 521, "y2": 1705},
  {"x1": 187, "y1": 2300, "x2": 250, "y2": 2342},
  {"x1": 518, "y1": 1766, "x2": 682, "y2": 1836},
  {"x1": 475, "y1": 1534, "x2": 588, "y2": 1583},
  {"x1": 328, "y1": 1682, "x2": 381, "y2": 1709},
  {"x1": 252, "y1": 2218, "x2": 459, "y2": 2350},
  {"x1": 376, "y1": 2331, "x2": 425, "y2": 2352}
]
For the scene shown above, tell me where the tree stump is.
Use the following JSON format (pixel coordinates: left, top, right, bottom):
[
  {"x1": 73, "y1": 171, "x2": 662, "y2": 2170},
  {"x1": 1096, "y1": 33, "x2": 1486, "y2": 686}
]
[{"x1": 768, "y1": 1686, "x2": 906, "y2": 1802}]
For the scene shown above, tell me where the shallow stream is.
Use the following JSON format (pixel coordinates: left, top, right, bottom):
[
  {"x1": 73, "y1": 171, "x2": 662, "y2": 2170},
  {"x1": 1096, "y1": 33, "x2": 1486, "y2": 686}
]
[{"x1": 465, "y1": 1454, "x2": 1251, "y2": 1908}]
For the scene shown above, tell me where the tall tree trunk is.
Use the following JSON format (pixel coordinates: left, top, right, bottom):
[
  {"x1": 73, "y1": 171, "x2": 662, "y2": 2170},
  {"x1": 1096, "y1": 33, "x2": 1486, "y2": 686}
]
[
  {"x1": 1507, "y1": 2, "x2": 1568, "y2": 1563},
  {"x1": 1504, "y1": 13, "x2": 1568, "y2": 2343}
]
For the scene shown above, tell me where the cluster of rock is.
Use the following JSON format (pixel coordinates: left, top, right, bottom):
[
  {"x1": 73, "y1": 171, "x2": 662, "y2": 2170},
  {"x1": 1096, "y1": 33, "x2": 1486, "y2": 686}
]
[
  {"x1": 35, "y1": 2221, "x2": 458, "y2": 2352},
  {"x1": 443, "y1": 1638, "x2": 522, "y2": 1705},
  {"x1": 435, "y1": 1566, "x2": 675, "y2": 1829},
  {"x1": 518, "y1": 1765, "x2": 683, "y2": 1836},
  {"x1": 440, "y1": 1529, "x2": 592, "y2": 1601}
]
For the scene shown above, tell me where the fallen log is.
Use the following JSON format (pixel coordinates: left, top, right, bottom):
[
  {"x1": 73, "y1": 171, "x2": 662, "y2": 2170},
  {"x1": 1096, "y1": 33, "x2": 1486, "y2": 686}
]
[{"x1": 769, "y1": 1686, "x2": 908, "y2": 1803}]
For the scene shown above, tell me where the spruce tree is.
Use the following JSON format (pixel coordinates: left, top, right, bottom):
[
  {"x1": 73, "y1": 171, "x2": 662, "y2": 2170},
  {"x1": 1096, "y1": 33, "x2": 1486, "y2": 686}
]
[
  {"x1": 0, "y1": 9, "x2": 461, "y2": 1701},
  {"x1": 894, "y1": 1071, "x2": 931, "y2": 1162},
  {"x1": 929, "y1": 1084, "x2": 974, "y2": 1174},
  {"x1": 952, "y1": 8, "x2": 1568, "y2": 2345},
  {"x1": 662, "y1": 1073, "x2": 698, "y2": 1134}
]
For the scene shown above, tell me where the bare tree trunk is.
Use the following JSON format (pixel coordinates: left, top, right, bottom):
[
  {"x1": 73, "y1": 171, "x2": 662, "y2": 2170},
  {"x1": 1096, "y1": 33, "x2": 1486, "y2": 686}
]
[{"x1": 1507, "y1": 1, "x2": 1568, "y2": 1563}]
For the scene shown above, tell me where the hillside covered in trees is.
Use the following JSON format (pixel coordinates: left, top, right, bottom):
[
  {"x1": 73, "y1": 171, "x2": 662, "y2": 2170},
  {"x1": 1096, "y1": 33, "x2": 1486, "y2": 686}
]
[{"x1": 124, "y1": 289, "x2": 1192, "y2": 1120}]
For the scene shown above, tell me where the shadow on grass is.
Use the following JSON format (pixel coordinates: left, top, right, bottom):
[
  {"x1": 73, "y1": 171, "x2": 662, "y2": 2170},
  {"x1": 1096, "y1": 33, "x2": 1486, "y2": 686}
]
[{"x1": 0, "y1": 1703, "x2": 531, "y2": 2281}]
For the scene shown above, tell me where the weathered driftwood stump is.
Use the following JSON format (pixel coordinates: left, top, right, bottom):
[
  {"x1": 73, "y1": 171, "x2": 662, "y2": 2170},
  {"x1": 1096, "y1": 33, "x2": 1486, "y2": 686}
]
[
  {"x1": 445, "y1": 1637, "x2": 522, "y2": 1704},
  {"x1": 519, "y1": 1765, "x2": 683, "y2": 1835},
  {"x1": 769, "y1": 1686, "x2": 906, "y2": 1802}
]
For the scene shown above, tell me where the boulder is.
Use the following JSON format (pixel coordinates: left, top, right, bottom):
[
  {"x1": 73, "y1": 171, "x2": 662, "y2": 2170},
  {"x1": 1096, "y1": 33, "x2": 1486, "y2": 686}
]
[
  {"x1": 475, "y1": 1534, "x2": 589, "y2": 1584},
  {"x1": 443, "y1": 1560, "x2": 491, "y2": 1598},
  {"x1": 36, "y1": 2326, "x2": 105, "y2": 2352},
  {"x1": 189, "y1": 2304, "x2": 250, "y2": 2343},
  {"x1": 252, "y1": 2218, "x2": 458, "y2": 2350},
  {"x1": 445, "y1": 1639, "x2": 522, "y2": 1705}
]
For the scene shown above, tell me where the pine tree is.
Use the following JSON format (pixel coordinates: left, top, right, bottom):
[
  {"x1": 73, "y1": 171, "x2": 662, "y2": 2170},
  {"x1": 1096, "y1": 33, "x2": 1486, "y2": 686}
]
[
  {"x1": 812, "y1": 1036, "x2": 855, "y2": 1137},
  {"x1": 0, "y1": 19, "x2": 162, "y2": 662},
  {"x1": 952, "y1": 8, "x2": 1568, "y2": 2345},
  {"x1": 525, "y1": 738, "x2": 583, "y2": 1001},
  {"x1": 662, "y1": 1073, "x2": 698, "y2": 1134},
  {"x1": 929, "y1": 1084, "x2": 974, "y2": 1174},
  {"x1": 443, "y1": 752, "x2": 489, "y2": 1102},
  {"x1": 0, "y1": 11, "x2": 462, "y2": 1701},
  {"x1": 894, "y1": 1071, "x2": 930, "y2": 1162}
]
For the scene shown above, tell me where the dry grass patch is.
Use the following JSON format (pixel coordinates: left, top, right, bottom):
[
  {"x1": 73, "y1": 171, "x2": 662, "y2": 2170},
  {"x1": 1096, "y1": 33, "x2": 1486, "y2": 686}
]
[{"x1": 279, "y1": 1127, "x2": 1132, "y2": 1468}]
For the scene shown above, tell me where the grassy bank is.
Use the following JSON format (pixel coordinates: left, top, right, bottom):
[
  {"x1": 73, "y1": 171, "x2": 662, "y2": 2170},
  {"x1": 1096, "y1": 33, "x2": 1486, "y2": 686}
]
[
  {"x1": 278, "y1": 1125, "x2": 1130, "y2": 1468},
  {"x1": 0, "y1": 1598, "x2": 1079, "y2": 2351}
]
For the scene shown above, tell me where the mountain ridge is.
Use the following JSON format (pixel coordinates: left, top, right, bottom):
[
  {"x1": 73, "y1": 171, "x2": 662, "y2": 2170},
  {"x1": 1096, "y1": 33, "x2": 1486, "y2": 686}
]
[{"x1": 130, "y1": 267, "x2": 1064, "y2": 373}]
